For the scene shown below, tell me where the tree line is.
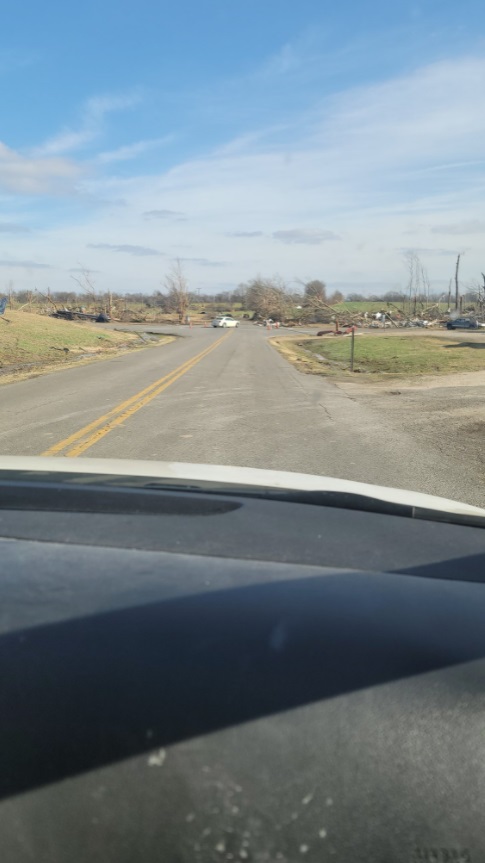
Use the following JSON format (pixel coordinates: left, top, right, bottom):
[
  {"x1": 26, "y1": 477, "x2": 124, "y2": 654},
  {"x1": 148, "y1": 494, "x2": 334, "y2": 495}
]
[{"x1": 7, "y1": 251, "x2": 484, "y2": 323}]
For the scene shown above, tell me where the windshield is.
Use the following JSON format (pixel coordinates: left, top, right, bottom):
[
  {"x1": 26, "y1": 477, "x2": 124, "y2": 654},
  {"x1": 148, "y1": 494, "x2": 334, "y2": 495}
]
[{"x1": 2, "y1": 0, "x2": 485, "y2": 510}]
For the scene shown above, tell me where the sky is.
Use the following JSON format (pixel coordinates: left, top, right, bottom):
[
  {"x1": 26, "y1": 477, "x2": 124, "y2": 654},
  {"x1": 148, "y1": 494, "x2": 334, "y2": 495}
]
[{"x1": 1, "y1": 0, "x2": 485, "y2": 297}]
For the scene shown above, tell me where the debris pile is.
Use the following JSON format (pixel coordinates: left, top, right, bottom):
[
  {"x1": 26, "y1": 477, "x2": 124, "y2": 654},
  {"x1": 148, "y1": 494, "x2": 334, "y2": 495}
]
[
  {"x1": 289, "y1": 299, "x2": 459, "y2": 333},
  {"x1": 51, "y1": 309, "x2": 111, "y2": 324}
]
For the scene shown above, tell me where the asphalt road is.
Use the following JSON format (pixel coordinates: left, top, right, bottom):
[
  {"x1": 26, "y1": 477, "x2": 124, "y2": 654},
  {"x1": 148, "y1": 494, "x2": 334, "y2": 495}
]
[{"x1": 0, "y1": 322, "x2": 481, "y2": 504}]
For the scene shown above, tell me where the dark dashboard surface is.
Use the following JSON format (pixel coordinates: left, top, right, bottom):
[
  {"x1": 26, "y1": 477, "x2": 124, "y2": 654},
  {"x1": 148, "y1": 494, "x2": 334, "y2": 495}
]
[
  {"x1": 1, "y1": 483, "x2": 485, "y2": 580},
  {"x1": 1, "y1": 473, "x2": 485, "y2": 862}
]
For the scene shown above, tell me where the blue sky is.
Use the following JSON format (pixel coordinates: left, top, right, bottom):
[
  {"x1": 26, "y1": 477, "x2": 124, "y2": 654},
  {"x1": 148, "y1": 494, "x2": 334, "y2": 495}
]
[{"x1": 1, "y1": 0, "x2": 485, "y2": 295}]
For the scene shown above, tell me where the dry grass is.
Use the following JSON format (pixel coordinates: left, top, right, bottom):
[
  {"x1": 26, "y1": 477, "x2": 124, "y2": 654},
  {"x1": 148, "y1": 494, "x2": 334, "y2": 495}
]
[{"x1": 0, "y1": 310, "x2": 171, "y2": 384}]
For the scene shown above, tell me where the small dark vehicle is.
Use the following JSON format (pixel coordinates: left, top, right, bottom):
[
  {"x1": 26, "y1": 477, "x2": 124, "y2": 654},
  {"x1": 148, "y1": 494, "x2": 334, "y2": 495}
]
[{"x1": 446, "y1": 317, "x2": 479, "y2": 330}]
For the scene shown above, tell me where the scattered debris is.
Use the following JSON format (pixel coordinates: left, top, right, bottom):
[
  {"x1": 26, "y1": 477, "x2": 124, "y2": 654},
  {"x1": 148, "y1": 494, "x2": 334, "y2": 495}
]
[
  {"x1": 302, "y1": 299, "x2": 477, "y2": 333},
  {"x1": 147, "y1": 748, "x2": 166, "y2": 767},
  {"x1": 51, "y1": 309, "x2": 111, "y2": 323}
]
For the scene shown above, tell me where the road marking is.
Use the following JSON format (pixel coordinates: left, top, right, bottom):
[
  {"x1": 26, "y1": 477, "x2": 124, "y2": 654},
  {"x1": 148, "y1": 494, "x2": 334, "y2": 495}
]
[{"x1": 41, "y1": 332, "x2": 231, "y2": 458}]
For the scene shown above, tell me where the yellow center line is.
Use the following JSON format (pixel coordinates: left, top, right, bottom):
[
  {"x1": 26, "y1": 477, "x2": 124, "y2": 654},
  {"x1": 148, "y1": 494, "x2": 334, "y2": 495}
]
[{"x1": 41, "y1": 331, "x2": 231, "y2": 458}]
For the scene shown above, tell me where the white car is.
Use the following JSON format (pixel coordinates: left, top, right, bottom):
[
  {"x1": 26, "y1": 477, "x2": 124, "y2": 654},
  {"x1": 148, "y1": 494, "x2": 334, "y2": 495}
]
[{"x1": 211, "y1": 315, "x2": 239, "y2": 328}]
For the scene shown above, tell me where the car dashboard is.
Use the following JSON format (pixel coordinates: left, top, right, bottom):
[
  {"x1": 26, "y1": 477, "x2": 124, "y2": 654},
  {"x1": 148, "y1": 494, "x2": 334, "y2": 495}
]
[{"x1": 1, "y1": 468, "x2": 484, "y2": 863}]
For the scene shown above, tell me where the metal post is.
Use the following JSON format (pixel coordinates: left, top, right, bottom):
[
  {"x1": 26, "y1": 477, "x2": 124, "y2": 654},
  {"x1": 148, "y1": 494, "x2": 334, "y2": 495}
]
[
  {"x1": 350, "y1": 327, "x2": 355, "y2": 372},
  {"x1": 455, "y1": 253, "x2": 461, "y2": 310}
]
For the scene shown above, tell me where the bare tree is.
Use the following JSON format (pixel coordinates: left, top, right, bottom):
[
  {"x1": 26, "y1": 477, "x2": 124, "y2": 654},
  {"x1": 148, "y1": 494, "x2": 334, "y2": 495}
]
[
  {"x1": 70, "y1": 265, "x2": 98, "y2": 309},
  {"x1": 462, "y1": 277, "x2": 484, "y2": 311},
  {"x1": 164, "y1": 259, "x2": 189, "y2": 323},
  {"x1": 404, "y1": 250, "x2": 418, "y2": 312},
  {"x1": 404, "y1": 250, "x2": 431, "y2": 313},
  {"x1": 34, "y1": 287, "x2": 60, "y2": 312},
  {"x1": 420, "y1": 263, "x2": 430, "y2": 305}
]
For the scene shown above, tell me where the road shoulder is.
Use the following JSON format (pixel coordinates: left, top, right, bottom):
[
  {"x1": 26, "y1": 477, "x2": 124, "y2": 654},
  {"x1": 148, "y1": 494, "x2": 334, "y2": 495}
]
[{"x1": 0, "y1": 335, "x2": 175, "y2": 386}]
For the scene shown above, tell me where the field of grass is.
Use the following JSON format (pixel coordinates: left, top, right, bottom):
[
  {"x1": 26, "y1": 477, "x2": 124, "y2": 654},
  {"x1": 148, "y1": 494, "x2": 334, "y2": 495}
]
[
  {"x1": 332, "y1": 301, "x2": 389, "y2": 313},
  {"x1": 272, "y1": 333, "x2": 485, "y2": 380},
  {"x1": 332, "y1": 301, "x2": 450, "y2": 314},
  {"x1": 0, "y1": 310, "x2": 143, "y2": 378}
]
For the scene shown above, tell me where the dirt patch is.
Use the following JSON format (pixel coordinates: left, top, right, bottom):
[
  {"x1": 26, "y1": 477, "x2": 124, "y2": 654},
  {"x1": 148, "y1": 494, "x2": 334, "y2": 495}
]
[
  {"x1": 271, "y1": 329, "x2": 485, "y2": 504},
  {"x1": 334, "y1": 371, "x2": 485, "y2": 493},
  {"x1": 270, "y1": 337, "x2": 342, "y2": 376}
]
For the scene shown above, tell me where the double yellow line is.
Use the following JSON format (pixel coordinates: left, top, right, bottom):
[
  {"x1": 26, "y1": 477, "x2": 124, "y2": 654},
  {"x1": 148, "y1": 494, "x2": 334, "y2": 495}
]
[{"x1": 42, "y1": 331, "x2": 231, "y2": 458}]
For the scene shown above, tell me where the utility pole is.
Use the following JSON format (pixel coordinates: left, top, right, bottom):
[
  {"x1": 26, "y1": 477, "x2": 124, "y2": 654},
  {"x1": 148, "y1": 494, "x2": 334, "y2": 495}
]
[
  {"x1": 454, "y1": 254, "x2": 461, "y2": 310},
  {"x1": 447, "y1": 279, "x2": 452, "y2": 311}
]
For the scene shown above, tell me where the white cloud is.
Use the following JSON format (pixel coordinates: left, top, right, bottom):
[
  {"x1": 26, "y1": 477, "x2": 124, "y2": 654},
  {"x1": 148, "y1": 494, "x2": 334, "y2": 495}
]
[
  {"x1": 5, "y1": 54, "x2": 485, "y2": 293},
  {"x1": 0, "y1": 141, "x2": 82, "y2": 194},
  {"x1": 33, "y1": 91, "x2": 142, "y2": 157},
  {"x1": 261, "y1": 42, "x2": 301, "y2": 77},
  {"x1": 227, "y1": 231, "x2": 263, "y2": 238},
  {"x1": 36, "y1": 129, "x2": 94, "y2": 157},
  {"x1": 0, "y1": 48, "x2": 38, "y2": 75},
  {"x1": 143, "y1": 209, "x2": 186, "y2": 220},
  {"x1": 179, "y1": 257, "x2": 227, "y2": 267},
  {"x1": 0, "y1": 222, "x2": 30, "y2": 233},
  {"x1": 96, "y1": 136, "x2": 173, "y2": 164},
  {"x1": 431, "y1": 220, "x2": 485, "y2": 235},
  {"x1": 257, "y1": 29, "x2": 324, "y2": 80},
  {"x1": 0, "y1": 259, "x2": 51, "y2": 268},
  {"x1": 68, "y1": 267, "x2": 101, "y2": 273},
  {"x1": 398, "y1": 247, "x2": 460, "y2": 257},
  {"x1": 273, "y1": 229, "x2": 340, "y2": 245},
  {"x1": 317, "y1": 56, "x2": 485, "y2": 173},
  {"x1": 87, "y1": 243, "x2": 163, "y2": 256},
  {"x1": 214, "y1": 131, "x2": 273, "y2": 157}
]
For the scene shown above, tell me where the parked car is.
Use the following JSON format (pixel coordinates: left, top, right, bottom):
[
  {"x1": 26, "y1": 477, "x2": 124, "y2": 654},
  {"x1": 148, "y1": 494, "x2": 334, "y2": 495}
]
[
  {"x1": 212, "y1": 316, "x2": 239, "y2": 328},
  {"x1": 446, "y1": 318, "x2": 479, "y2": 330}
]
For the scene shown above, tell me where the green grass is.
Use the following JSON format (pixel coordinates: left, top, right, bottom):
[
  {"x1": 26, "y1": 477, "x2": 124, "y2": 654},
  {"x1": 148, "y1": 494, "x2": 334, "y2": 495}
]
[
  {"x1": 332, "y1": 301, "x2": 450, "y2": 314},
  {"x1": 332, "y1": 301, "x2": 388, "y2": 313},
  {"x1": 273, "y1": 333, "x2": 485, "y2": 379},
  {"x1": 0, "y1": 310, "x2": 140, "y2": 372}
]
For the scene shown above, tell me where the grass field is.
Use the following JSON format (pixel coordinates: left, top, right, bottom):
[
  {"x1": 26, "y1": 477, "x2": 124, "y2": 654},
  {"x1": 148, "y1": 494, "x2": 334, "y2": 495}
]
[
  {"x1": 272, "y1": 333, "x2": 485, "y2": 380},
  {"x1": 333, "y1": 301, "x2": 391, "y2": 313},
  {"x1": 332, "y1": 301, "x2": 450, "y2": 314},
  {"x1": 0, "y1": 310, "x2": 143, "y2": 379}
]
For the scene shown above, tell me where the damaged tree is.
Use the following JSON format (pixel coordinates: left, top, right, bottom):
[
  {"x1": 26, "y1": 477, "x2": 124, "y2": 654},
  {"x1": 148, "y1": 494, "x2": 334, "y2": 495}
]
[
  {"x1": 243, "y1": 276, "x2": 292, "y2": 321},
  {"x1": 164, "y1": 260, "x2": 189, "y2": 323},
  {"x1": 70, "y1": 266, "x2": 99, "y2": 310}
]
